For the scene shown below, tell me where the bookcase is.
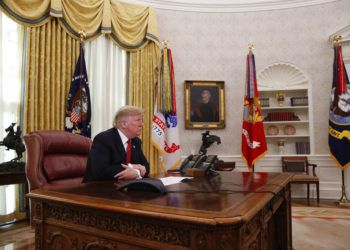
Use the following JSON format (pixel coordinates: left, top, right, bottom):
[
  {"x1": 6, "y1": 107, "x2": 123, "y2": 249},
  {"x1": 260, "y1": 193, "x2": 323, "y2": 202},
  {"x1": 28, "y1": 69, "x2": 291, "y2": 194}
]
[{"x1": 257, "y1": 63, "x2": 313, "y2": 156}]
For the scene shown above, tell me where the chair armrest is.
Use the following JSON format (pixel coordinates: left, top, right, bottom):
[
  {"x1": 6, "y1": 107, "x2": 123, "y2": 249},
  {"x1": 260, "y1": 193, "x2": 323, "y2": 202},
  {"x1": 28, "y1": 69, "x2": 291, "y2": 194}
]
[{"x1": 307, "y1": 163, "x2": 317, "y2": 176}]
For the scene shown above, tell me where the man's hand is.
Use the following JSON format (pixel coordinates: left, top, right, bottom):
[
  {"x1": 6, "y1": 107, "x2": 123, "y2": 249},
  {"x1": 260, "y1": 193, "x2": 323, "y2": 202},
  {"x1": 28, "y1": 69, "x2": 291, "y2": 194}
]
[
  {"x1": 131, "y1": 164, "x2": 146, "y2": 177},
  {"x1": 114, "y1": 164, "x2": 138, "y2": 180}
]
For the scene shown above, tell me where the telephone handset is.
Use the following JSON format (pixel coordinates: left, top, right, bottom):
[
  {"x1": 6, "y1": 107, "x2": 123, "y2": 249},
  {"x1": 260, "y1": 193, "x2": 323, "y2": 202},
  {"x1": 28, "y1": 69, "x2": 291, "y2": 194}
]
[
  {"x1": 177, "y1": 154, "x2": 198, "y2": 173},
  {"x1": 197, "y1": 155, "x2": 218, "y2": 175},
  {"x1": 178, "y1": 154, "x2": 218, "y2": 174},
  {"x1": 191, "y1": 154, "x2": 207, "y2": 169}
]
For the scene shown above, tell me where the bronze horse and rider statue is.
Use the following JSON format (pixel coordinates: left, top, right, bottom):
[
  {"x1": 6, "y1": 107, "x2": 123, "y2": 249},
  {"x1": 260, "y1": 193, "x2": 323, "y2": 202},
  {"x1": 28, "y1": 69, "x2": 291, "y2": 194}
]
[{"x1": 0, "y1": 123, "x2": 25, "y2": 162}]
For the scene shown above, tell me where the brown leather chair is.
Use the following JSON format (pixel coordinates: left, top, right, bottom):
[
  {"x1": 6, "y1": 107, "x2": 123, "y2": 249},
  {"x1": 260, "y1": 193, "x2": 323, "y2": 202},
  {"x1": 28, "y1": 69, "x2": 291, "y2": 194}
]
[
  {"x1": 282, "y1": 156, "x2": 319, "y2": 203},
  {"x1": 24, "y1": 131, "x2": 92, "y2": 192},
  {"x1": 24, "y1": 131, "x2": 92, "y2": 224}
]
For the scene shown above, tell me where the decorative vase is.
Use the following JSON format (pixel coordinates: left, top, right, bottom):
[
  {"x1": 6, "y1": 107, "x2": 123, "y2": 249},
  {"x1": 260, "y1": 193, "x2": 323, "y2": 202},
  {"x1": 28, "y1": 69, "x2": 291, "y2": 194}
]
[
  {"x1": 277, "y1": 140, "x2": 285, "y2": 154},
  {"x1": 276, "y1": 91, "x2": 285, "y2": 106}
]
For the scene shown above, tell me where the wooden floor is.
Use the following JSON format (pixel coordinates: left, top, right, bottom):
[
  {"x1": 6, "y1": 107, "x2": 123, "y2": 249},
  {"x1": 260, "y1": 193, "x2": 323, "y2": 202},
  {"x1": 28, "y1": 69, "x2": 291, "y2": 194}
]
[{"x1": 0, "y1": 198, "x2": 349, "y2": 250}]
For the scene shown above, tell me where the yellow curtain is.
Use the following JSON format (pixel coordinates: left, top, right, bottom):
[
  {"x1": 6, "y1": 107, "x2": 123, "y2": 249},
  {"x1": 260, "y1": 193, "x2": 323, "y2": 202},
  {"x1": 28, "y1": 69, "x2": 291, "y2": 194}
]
[
  {"x1": 128, "y1": 42, "x2": 161, "y2": 174},
  {"x1": 1, "y1": 0, "x2": 161, "y2": 170},
  {"x1": 0, "y1": 0, "x2": 159, "y2": 51},
  {"x1": 23, "y1": 19, "x2": 80, "y2": 133}
]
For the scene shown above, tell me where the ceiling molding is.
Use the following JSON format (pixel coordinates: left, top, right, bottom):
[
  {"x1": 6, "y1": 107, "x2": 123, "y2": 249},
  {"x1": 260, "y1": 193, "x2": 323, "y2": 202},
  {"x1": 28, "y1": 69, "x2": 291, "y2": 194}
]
[{"x1": 126, "y1": 0, "x2": 338, "y2": 13}]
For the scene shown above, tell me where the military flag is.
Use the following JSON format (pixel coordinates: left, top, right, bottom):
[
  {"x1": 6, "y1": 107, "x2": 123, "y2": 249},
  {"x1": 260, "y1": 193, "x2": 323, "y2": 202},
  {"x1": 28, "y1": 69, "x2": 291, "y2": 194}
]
[
  {"x1": 241, "y1": 46, "x2": 267, "y2": 171},
  {"x1": 329, "y1": 42, "x2": 350, "y2": 170},
  {"x1": 64, "y1": 45, "x2": 91, "y2": 137},
  {"x1": 151, "y1": 46, "x2": 181, "y2": 171}
]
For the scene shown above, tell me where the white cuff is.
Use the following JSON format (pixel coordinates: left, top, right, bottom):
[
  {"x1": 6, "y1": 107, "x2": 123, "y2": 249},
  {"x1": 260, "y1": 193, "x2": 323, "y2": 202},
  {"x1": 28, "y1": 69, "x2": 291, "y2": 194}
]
[{"x1": 134, "y1": 169, "x2": 142, "y2": 179}]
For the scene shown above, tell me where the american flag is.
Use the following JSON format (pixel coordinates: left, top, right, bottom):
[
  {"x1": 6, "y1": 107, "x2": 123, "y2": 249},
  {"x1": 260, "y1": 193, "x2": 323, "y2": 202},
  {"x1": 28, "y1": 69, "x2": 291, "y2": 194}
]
[{"x1": 70, "y1": 106, "x2": 81, "y2": 123}]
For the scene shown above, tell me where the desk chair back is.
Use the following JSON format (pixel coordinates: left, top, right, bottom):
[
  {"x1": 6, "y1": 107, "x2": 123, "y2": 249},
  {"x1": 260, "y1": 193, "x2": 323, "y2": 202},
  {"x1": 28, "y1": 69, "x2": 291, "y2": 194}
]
[
  {"x1": 281, "y1": 156, "x2": 319, "y2": 203},
  {"x1": 24, "y1": 131, "x2": 92, "y2": 191}
]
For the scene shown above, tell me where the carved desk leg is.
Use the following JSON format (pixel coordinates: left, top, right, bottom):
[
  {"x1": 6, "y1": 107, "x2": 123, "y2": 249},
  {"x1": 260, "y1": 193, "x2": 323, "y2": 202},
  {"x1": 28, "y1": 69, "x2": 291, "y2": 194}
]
[{"x1": 33, "y1": 201, "x2": 43, "y2": 250}]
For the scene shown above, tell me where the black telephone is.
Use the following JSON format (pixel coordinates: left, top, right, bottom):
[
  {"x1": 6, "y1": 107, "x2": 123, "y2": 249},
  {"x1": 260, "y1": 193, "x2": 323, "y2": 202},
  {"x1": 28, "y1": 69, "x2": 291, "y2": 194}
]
[{"x1": 178, "y1": 154, "x2": 218, "y2": 174}]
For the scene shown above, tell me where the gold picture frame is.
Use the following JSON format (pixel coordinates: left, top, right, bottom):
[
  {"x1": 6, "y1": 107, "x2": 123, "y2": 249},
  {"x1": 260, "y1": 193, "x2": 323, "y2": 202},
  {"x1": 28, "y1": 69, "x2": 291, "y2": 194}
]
[{"x1": 185, "y1": 80, "x2": 225, "y2": 129}]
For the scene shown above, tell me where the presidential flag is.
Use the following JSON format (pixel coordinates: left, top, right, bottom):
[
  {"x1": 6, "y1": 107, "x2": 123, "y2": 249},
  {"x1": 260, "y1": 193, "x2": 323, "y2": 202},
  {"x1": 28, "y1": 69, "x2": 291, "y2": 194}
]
[
  {"x1": 329, "y1": 43, "x2": 350, "y2": 170},
  {"x1": 241, "y1": 48, "x2": 267, "y2": 170},
  {"x1": 152, "y1": 46, "x2": 181, "y2": 171},
  {"x1": 64, "y1": 45, "x2": 91, "y2": 137}
]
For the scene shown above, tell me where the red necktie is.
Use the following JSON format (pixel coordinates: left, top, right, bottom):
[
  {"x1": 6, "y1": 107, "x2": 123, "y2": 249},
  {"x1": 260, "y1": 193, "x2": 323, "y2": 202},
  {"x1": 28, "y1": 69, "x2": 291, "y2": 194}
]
[{"x1": 126, "y1": 139, "x2": 132, "y2": 164}]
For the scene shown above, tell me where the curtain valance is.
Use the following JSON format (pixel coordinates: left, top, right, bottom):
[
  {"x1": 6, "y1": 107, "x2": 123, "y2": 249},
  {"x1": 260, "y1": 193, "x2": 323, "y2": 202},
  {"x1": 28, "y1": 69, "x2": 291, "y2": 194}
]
[{"x1": 0, "y1": 0, "x2": 159, "y2": 51}]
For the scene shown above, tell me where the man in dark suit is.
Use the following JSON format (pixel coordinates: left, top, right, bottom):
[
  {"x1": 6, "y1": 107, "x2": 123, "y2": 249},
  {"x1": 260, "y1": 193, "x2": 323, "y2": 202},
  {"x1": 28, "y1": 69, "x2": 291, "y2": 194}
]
[{"x1": 83, "y1": 105, "x2": 149, "y2": 182}]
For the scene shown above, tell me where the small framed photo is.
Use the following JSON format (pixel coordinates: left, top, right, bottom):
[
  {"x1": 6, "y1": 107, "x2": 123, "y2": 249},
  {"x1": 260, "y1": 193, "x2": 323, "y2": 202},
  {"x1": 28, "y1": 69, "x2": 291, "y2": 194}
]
[{"x1": 184, "y1": 80, "x2": 225, "y2": 129}]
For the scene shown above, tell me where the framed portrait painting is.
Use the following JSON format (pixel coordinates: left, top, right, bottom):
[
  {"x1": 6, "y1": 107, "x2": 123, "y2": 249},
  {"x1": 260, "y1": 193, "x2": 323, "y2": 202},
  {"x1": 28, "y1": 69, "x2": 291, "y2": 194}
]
[{"x1": 185, "y1": 80, "x2": 225, "y2": 129}]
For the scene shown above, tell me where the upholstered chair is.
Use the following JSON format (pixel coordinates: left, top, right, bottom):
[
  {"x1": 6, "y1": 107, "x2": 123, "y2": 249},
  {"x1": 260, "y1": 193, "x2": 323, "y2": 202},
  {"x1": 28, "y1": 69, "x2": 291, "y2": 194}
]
[
  {"x1": 282, "y1": 156, "x2": 319, "y2": 203},
  {"x1": 24, "y1": 130, "x2": 92, "y2": 224},
  {"x1": 24, "y1": 131, "x2": 92, "y2": 191}
]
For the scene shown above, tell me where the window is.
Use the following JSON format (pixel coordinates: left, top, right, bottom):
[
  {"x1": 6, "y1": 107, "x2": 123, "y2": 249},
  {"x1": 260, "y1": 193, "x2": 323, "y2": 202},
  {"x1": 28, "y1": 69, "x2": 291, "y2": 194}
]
[{"x1": 0, "y1": 11, "x2": 22, "y2": 224}]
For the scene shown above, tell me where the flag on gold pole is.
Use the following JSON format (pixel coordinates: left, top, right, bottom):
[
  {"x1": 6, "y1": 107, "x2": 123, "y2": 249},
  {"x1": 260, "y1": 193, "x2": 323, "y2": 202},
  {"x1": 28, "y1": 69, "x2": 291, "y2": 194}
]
[
  {"x1": 152, "y1": 43, "x2": 181, "y2": 171},
  {"x1": 64, "y1": 38, "x2": 91, "y2": 137},
  {"x1": 241, "y1": 44, "x2": 267, "y2": 171},
  {"x1": 329, "y1": 37, "x2": 350, "y2": 170}
]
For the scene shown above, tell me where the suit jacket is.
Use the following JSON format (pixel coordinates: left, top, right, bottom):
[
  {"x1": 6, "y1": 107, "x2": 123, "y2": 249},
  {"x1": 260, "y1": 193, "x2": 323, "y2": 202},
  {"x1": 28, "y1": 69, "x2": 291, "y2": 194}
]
[{"x1": 83, "y1": 128, "x2": 149, "y2": 182}]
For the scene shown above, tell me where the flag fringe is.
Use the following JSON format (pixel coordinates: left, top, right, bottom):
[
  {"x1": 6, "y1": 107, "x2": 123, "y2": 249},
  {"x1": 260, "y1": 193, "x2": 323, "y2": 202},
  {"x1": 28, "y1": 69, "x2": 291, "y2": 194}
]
[
  {"x1": 329, "y1": 149, "x2": 350, "y2": 170},
  {"x1": 242, "y1": 150, "x2": 268, "y2": 171}
]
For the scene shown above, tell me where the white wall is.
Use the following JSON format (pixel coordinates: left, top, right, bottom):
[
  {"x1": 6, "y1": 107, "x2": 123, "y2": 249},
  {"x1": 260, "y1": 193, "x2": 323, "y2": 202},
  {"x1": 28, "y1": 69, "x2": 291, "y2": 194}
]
[{"x1": 156, "y1": 0, "x2": 350, "y2": 199}]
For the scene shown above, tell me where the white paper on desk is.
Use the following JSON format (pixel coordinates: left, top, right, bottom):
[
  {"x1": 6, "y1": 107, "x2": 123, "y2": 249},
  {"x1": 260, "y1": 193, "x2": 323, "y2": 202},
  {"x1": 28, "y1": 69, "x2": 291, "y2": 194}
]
[{"x1": 160, "y1": 176, "x2": 193, "y2": 186}]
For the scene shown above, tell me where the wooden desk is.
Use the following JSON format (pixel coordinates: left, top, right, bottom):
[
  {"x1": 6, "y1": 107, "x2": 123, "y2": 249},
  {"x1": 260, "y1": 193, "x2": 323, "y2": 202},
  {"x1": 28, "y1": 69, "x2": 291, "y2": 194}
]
[{"x1": 28, "y1": 172, "x2": 292, "y2": 250}]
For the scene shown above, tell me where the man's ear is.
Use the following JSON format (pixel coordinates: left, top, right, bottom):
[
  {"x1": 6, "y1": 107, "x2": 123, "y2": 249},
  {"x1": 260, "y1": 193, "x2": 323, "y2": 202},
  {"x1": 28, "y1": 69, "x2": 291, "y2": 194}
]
[{"x1": 120, "y1": 121, "x2": 127, "y2": 129}]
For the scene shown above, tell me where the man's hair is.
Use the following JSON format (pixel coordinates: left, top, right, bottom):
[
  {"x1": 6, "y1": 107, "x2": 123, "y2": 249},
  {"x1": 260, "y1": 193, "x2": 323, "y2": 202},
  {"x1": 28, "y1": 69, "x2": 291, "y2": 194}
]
[{"x1": 113, "y1": 105, "x2": 144, "y2": 128}]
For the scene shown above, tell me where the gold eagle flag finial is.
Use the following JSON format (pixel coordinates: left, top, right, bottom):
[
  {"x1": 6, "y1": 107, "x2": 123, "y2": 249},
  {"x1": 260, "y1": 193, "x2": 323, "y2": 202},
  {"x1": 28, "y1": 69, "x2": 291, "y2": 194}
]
[
  {"x1": 162, "y1": 40, "x2": 169, "y2": 48},
  {"x1": 248, "y1": 43, "x2": 254, "y2": 53},
  {"x1": 333, "y1": 35, "x2": 342, "y2": 46},
  {"x1": 79, "y1": 30, "x2": 86, "y2": 42}
]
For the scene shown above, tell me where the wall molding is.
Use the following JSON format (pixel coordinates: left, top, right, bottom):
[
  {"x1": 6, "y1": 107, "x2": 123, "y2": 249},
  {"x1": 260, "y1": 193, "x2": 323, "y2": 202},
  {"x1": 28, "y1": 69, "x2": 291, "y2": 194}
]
[{"x1": 128, "y1": 0, "x2": 338, "y2": 13}]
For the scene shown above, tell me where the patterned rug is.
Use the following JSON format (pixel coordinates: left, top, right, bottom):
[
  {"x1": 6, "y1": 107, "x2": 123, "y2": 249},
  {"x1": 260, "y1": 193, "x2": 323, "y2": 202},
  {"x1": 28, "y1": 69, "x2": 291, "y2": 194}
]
[
  {"x1": 292, "y1": 206, "x2": 350, "y2": 219},
  {"x1": 292, "y1": 207, "x2": 350, "y2": 250}
]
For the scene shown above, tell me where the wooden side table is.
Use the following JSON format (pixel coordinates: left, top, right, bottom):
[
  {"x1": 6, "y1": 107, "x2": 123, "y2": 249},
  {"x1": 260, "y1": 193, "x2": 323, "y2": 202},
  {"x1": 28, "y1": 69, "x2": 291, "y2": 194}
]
[
  {"x1": 0, "y1": 172, "x2": 26, "y2": 185},
  {"x1": 0, "y1": 171, "x2": 29, "y2": 225}
]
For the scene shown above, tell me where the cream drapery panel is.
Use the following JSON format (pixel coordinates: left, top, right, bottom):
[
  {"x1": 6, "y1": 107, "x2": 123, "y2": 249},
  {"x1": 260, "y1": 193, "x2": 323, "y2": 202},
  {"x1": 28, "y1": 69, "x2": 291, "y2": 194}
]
[
  {"x1": 0, "y1": 0, "x2": 159, "y2": 51},
  {"x1": 128, "y1": 42, "x2": 161, "y2": 174},
  {"x1": 24, "y1": 19, "x2": 80, "y2": 133}
]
